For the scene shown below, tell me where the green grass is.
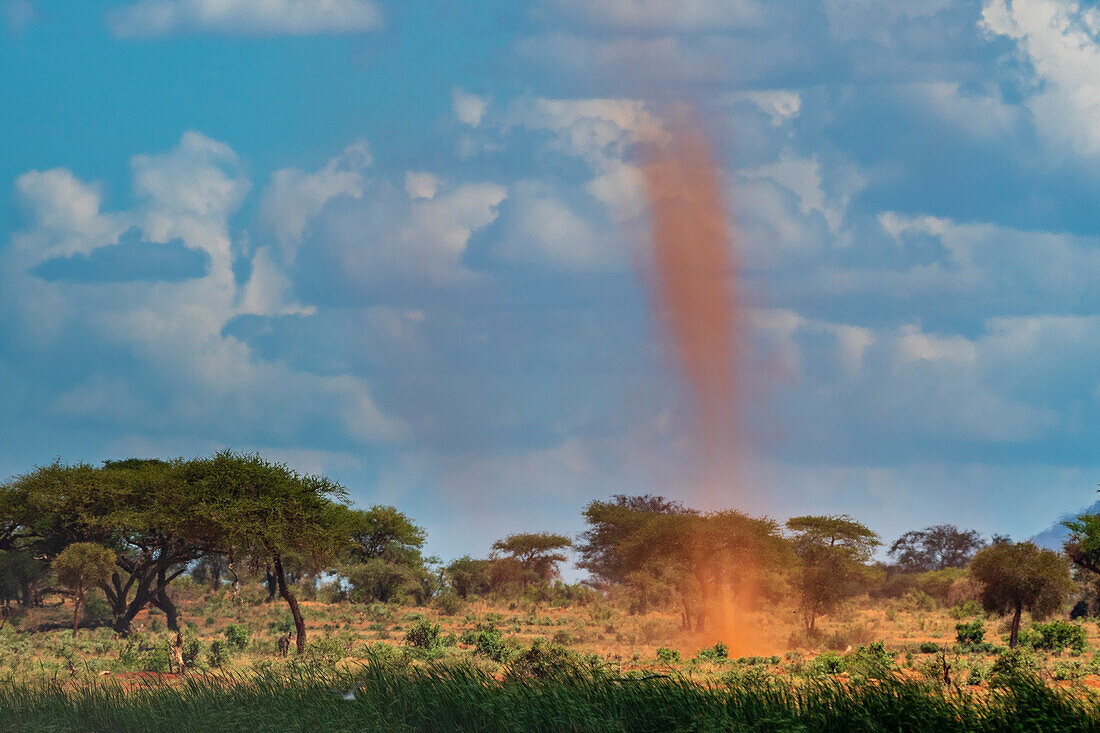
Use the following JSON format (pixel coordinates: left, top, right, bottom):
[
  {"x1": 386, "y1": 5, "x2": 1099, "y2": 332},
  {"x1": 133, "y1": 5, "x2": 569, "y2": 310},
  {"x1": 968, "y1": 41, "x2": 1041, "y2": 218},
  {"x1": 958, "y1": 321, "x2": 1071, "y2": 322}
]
[{"x1": 1, "y1": 664, "x2": 1099, "y2": 732}]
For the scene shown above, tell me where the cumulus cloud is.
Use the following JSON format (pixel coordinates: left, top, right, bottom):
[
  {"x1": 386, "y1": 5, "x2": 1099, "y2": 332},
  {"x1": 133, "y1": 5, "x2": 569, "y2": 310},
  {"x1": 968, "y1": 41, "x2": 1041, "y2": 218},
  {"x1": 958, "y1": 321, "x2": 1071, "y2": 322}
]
[
  {"x1": 982, "y1": 0, "x2": 1100, "y2": 157},
  {"x1": 108, "y1": 0, "x2": 382, "y2": 38},
  {"x1": 259, "y1": 140, "x2": 371, "y2": 257},
  {"x1": 2, "y1": 133, "x2": 403, "y2": 447}
]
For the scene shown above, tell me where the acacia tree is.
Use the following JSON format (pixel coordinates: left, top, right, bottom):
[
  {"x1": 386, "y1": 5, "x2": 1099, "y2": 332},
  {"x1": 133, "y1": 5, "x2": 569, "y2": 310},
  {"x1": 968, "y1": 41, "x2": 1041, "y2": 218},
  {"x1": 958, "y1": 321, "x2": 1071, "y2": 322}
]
[
  {"x1": 490, "y1": 532, "x2": 573, "y2": 586},
  {"x1": 338, "y1": 506, "x2": 436, "y2": 603},
  {"x1": 9, "y1": 459, "x2": 215, "y2": 634},
  {"x1": 888, "y1": 524, "x2": 985, "y2": 573},
  {"x1": 445, "y1": 556, "x2": 493, "y2": 598},
  {"x1": 192, "y1": 451, "x2": 348, "y2": 654},
  {"x1": 578, "y1": 496, "x2": 790, "y2": 631},
  {"x1": 786, "y1": 515, "x2": 880, "y2": 631},
  {"x1": 969, "y1": 541, "x2": 1074, "y2": 647},
  {"x1": 52, "y1": 542, "x2": 115, "y2": 634}
]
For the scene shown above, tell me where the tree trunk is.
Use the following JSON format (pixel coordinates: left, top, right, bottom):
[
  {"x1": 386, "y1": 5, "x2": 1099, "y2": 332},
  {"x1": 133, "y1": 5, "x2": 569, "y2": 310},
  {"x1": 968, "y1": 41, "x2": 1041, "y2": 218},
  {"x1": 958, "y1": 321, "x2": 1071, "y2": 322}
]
[
  {"x1": 265, "y1": 568, "x2": 278, "y2": 603},
  {"x1": 20, "y1": 579, "x2": 33, "y2": 608},
  {"x1": 153, "y1": 566, "x2": 180, "y2": 633},
  {"x1": 1009, "y1": 604, "x2": 1023, "y2": 648},
  {"x1": 72, "y1": 589, "x2": 83, "y2": 635},
  {"x1": 273, "y1": 553, "x2": 306, "y2": 654}
]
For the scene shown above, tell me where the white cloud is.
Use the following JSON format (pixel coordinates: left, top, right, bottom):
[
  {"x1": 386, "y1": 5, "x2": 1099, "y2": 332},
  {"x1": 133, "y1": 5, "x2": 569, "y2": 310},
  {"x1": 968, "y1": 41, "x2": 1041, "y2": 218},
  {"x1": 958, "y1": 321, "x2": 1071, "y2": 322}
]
[
  {"x1": 981, "y1": 0, "x2": 1100, "y2": 156},
  {"x1": 259, "y1": 140, "x2": 370, "y2": 256},
  {"x1": 3, "y1": 133, "x2": 404, "y2": 445},
  {"x1": 725, "y1": 89, "x2": 802, "y2": 125},
  {"x1": 492, "y1": 181, "x2": 621, "y2": 271},
  {"x1": 404, "y1": 171, "x2": 439, "y2": 200},
  {"x1": 452, "y1": 88, "x2": 488, "y2": 127},
  {"x1": 306, "y1": 177, "x2": 506, "y2": 290},
  {"x1": 109, "y1": 0, "x2": 382, "y2": 37}
]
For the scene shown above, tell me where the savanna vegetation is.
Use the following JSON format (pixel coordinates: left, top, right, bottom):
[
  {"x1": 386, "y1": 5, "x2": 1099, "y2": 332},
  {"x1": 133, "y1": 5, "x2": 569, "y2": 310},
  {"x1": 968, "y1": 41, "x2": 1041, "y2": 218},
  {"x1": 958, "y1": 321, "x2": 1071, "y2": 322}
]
[{"x1": 3, "y1": 451, "x2": 1100, "y2": 731}]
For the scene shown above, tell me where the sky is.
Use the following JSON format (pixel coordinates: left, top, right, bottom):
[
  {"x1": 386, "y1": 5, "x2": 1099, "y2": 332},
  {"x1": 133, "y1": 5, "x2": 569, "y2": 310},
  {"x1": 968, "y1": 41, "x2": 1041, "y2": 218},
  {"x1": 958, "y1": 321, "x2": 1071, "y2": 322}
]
[{"x1": 2, "y1": 0, "x2": 1100, "y2": 570}]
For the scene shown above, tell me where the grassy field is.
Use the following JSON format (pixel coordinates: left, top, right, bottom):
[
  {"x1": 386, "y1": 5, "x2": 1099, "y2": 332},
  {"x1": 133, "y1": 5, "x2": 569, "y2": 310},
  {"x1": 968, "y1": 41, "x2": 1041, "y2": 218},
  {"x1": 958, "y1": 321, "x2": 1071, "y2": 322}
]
[{"x1": 4, "y1": 585, "x2": 1100, "y2": 730}]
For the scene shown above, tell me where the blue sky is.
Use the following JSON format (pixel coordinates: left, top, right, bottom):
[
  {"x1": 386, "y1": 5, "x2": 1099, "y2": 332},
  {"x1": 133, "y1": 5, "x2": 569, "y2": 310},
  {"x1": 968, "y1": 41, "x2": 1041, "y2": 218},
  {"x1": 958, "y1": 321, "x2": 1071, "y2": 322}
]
[{"x1": 3, "y1": 0, "x2": 1100, "y2": 568}]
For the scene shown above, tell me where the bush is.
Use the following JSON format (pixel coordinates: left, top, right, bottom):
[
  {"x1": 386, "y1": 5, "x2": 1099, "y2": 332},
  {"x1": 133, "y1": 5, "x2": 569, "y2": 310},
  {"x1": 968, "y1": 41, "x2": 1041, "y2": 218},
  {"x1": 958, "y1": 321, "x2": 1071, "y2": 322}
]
[
  {"x1": 918, "y1": 642, "x2": 941, "y2": 654},
  {"x1": 949, "y1": 600, "x2": 982, "y2": 619},
  {"x1": 462, "y1": 624, "x2": 510, "y2": 663},
  {"x1": 507, "y1": 639, "x2": 577, "y2": 679},
  {"x1": 224, "y1": 623, "x2": 250, "y2": 651},
  {"x1": 435, "y1": 593, "x2": 463, "y2": 616},
  {"x1": 904, "y1": 589, "x2": 937, "y2": 611},
  {"x1": 404, "y1": 618, "x2": 441, "y2": 650},
  {"x1": 182, "y1": 630, "x2": 204, "y2": 669},
  {"x1": 656, "y1": 647, "x2": 681, "y2": 665},
  {"x1": 990, "y1": 647, "x2": 1039, "y2": 685},
  {"x1": 845, "y1": 641, "x2": 895, "y2": 680},
  {"x1": 809, "y1": 652, "x2": 844, "y2": 676},
  {"x1": 1025, "y1": 620, "x2": 1087, "y2": 653},
  {"x1": 695, "y1": 641, "x2": 729, "y2": 662},
  {"x1": 208, "y1": 640, "x2": 231, "y2": 668},
  {"x1": 955, "y1": 620, "x2": 984, "y2": 645},
  {"x1": 83, "y1": 596, "x2": 111, "y2": 624}
]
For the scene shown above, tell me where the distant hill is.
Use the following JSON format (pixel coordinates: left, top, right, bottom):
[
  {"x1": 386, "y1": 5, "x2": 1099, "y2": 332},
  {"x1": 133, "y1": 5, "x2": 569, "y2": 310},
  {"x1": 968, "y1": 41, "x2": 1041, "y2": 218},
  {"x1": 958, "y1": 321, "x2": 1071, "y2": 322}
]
[{"x1": 1031, "y1": 500, "x2": 1100, "y2": 550}]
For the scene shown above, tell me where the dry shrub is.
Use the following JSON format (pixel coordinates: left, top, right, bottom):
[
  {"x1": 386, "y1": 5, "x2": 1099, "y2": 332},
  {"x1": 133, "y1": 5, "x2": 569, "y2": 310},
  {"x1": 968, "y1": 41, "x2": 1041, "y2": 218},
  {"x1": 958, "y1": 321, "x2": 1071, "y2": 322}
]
[
  {"x1": 638, "y1": 617, "x2": 679, "y2": 645},
  {"x1": 946, "y1": 577, "x2": 981, "y2": 606}
]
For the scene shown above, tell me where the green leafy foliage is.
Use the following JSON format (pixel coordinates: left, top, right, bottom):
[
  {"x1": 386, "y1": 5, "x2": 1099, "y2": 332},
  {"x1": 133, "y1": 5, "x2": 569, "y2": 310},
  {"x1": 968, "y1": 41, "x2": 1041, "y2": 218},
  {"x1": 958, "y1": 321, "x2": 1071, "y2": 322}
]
[
  {"x1": 224, "y1": 623, "x2": 250, "y2": 651},
  {"x1": 955, "y1": 620, "x2": 985, "y2": 645},
  {"x1": 403, "y1": 618, "x2": 441, "y2": 650},
  {"x1": 1021, "y1": 620, "x2": 1087, "y2": 653}
]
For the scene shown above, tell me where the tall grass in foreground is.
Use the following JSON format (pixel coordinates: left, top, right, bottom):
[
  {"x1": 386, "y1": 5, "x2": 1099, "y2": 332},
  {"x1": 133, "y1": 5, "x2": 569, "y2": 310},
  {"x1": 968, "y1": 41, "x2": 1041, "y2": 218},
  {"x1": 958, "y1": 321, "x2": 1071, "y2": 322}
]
[{"x1": 1, "y1": 664, "x2": 1097, "y2": 732}]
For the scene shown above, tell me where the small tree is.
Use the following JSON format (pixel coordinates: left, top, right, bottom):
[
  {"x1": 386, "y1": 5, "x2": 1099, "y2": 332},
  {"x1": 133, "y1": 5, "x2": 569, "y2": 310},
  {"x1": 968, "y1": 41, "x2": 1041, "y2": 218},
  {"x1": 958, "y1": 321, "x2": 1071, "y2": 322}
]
[
  {"x1": 490, "y1": 533, "x2": 572, "y2": 585},
  {"x1": 786, "y1": 515, "x2": 880, "y2": 631},
  {"x1": 53, "y1": 542, "x2": 115, "y2": 634},
  {"x1": 969, "y1": 541, "x2": 1073, "y2": 648}
]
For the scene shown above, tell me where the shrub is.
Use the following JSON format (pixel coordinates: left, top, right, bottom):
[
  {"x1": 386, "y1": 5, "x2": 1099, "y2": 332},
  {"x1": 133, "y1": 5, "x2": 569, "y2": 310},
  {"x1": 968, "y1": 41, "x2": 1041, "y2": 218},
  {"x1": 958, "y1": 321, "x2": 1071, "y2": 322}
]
[
  {"x1": 404, "y1": 618, "x2": 441, "y2": 650},
  {"x1": 224, "y1": 623, "x2": 250, "y2": 651},
  {"x1": 904, "y1": 589, "x2": 938, "y2": 611},
  {"x1": 463, "y1": 624, "x2": 510, "y2": 663},
  {"x1": 846, "y1": 641, "x2": 895, "y2": 680},
  {"x1": 507, "y1": 639, "x2": 576, "y2": 679},
  {"x1": 83, "y1": 597, "x2": 111, "y2": 624},
  {"x1": 1051, "y1": 660, "x2": 1085, "y2": 681},
  {"x1": 955, "y1": 620, "x2": 984, "y2": 645},
  {"x1": 949, "y1": 600, "x2": 983, "y2": 619},
  {"x1": 990, "y1": 647, "x2": 1039, "y2": 685},
  {"x1": 656, "y1": 647, "x2": 681, "y2": 665},
  {"x1": 918, "y1": 642, "x2": 941, "y2": 654},
  {"x1": 208, "y1": 640, "x2": 230, "y2": 668},
  {"x1": 696, "y1": 641, "x2": 729, "y2": 662},
  {"x1": 809, "y1": 652, "x2": 844, "y2": 676},
  {"x1": 182, "y1": 630, "x2": 204, "y2": 669},
  {"x1": 435, "y1": 593, "x2": 463, "y2": 616},
  {"x1": 552, "y1": 630, "x2": 572, "y2": 646},
  {"x1": 1025, "y1": 620, "x2": 1087, "y2": 653}
]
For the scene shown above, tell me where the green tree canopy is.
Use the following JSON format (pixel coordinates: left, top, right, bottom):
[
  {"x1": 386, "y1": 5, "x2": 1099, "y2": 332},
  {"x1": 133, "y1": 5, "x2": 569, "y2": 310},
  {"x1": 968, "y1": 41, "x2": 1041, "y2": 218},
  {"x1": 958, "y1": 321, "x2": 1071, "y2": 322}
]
[
  {"x1": 337, "y1": 505, "x2": 435, "y2": 604},
  {"x1": 491, "y1": 532, "x2": 573, "y2": 585},
  {"x1": 186, "y1": 450, "x2": 348, "y2": 653},
  {"x1": 969, "y1": 541, "x2": 1074, "y2": 648},
  {"x1": 52, "y1": 542, "x2": 115, "y2": 634},
  {"x1": 888, "y1": 524, "x2": 985, "y2": 573},
  {"x1": 786, "y1": 515, "x2": 880, "y2": 630},
  {"x1": 579, "y1": 496, "x2": 791, "y2": 631}
]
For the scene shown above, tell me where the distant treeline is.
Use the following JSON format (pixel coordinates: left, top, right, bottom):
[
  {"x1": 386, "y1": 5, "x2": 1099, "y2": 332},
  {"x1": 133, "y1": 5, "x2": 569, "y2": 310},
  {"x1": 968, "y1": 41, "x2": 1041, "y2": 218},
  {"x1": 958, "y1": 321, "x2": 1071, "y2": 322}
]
[{"x1": 2, "y1": 452, "x2": 1098, "y2": 651}]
